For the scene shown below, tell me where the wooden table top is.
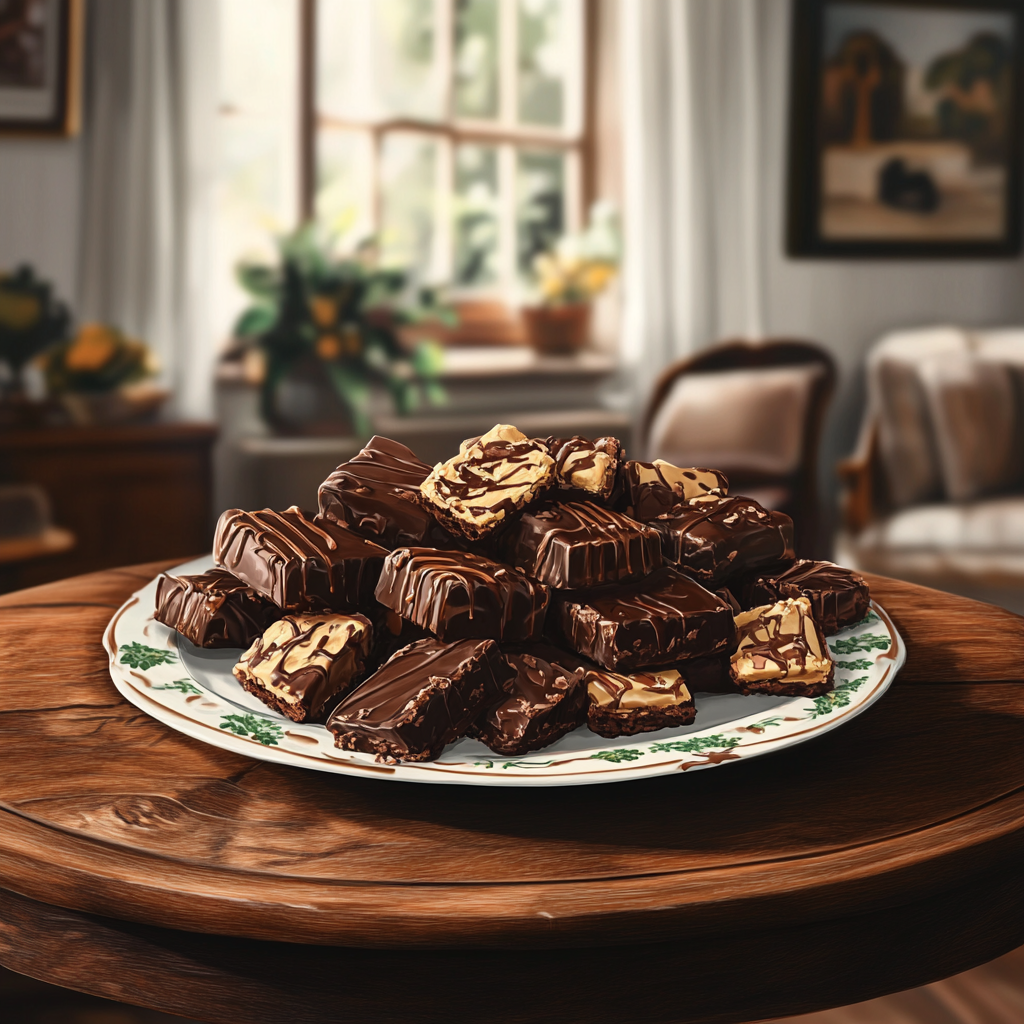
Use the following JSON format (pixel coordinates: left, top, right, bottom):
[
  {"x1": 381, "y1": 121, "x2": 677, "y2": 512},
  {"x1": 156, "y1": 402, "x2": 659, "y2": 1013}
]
[{"x1": 0, "y1": 561, "x2": 1021, "y2": 1024}]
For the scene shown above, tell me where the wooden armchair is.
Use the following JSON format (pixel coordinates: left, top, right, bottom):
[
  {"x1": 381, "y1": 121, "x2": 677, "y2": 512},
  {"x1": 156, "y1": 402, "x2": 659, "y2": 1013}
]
[{"x1": 640, "y1": 339, "x2": 836, "y2": 557}]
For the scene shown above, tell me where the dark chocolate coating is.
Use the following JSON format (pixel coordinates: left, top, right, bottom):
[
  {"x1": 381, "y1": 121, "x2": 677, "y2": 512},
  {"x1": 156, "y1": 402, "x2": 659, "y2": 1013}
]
[
  {"x1": 472, "y1": 645, "x2": 588, "y2": 755},
  {"x1": 374, "y1": 547, "x2": 550, "y2": 643},
  {"x1": 554, "y1": 567, "x2": 735, "y2": 672},
  {"x1": 585, "y1": 667, "x2": 697, "y2": 738},
  {"x1": 154, "y1": 568, "x2": 281, "y2": 649},
  {"x1": 676, "y1": 653, "x2": 735, "y2": 694},
  {"x1": 213, "y1": 506, "x2": 387, "y2": 612},
  {"x1": 233, "y1": 613, "x2": 373, "y2": 723},
  {"x1": 649, "y1": 496, "x2": 795, "y2": 586},
  {"x1": 743, "y1": 560, "x2": 870, "y2": 635},
  {"x1": 622, "y1": 461, "x2": 729, "y2": 520},
  {"x1": 327, "y1": 637, "x2": 514, "y2": 762},
  {"x1": 501, "y1": 501, "x2": 662, "y2": 589},
  {"x1": 317, "y1": 435, "x2": 454, "y2": 549}
]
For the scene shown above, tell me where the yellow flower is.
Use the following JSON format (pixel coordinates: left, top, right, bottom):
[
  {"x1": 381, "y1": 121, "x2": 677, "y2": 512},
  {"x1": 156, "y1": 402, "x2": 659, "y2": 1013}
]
[
  {"x1": 581, "y1": 262, "x2": 615, "y2": 296},
  {"x1": 0, "y1": 290, "x2": 41, "y2": 330},
  {"x1": 65, "y1": 323, "x2": 118, "y2": 372},
  {"x1": 310, "y1": 295, "x2": 337, "y2": 328},
  {"x1": 316, "y1": 334, "x2": 342, "y2": 360}
]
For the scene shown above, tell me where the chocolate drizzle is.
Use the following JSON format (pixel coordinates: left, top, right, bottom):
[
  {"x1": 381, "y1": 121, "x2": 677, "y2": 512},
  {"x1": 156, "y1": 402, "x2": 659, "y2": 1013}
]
[
  {"x1": 233, "y1": 612, "x2": 373, "y2": 722},
  {"x1": 554, "y1": 567, "x2": 735, "y2": 671},
  {"x1": 154, "y1": 568, "x2": 281, "y2": 649},
  {"x1": 649, "y1": 496, "x2": 795, "y2": 586},
  {"x1": 502, "y1": 501, "x2": 662, "y2": 588},
  {"x1": 623, "y1": 460, "x2": 729, "y2": 520},
  {"x1": 743, "y1": 560, "x2": 869, "y2": 635},
  {"x1": 317, "y1": 435, "x2": 454, "y2": 549},
  {"x1": 327, "y1": 637, "x2": 513, "y2": 761},
  {"x1": 540, "y1": 435, "x2": 623, "y2": 502},
  {"x1": 374, "y1": 547, "x2": 549, "y2": 642},
  {"x1": 585, "y1": 666, "x2": 697, "y2": 737},
  {"x1": 213, "y1": 506, "x2": 388, "y2": 611}
]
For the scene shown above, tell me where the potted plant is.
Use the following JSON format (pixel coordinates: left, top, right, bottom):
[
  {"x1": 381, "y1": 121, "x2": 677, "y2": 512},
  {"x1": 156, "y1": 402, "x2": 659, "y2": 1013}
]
[
  {"x1": 0, "y1": 265, "x2": 70, "y2": 424},
  {"x1": 521, "y1": 205, "x2": 619, "y2": 355},
  {"x1": 234, "y1": 226, "x2": 450, "y2": 437},
  {"x1": 39, "y1": 323, "x2": 165, "y2": 425}
]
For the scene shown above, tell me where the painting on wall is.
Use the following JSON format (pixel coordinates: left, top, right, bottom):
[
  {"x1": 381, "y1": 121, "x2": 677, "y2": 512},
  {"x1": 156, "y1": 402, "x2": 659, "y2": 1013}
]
[
  {"x1": 0, "y1": 0, "x2": 82, "y2": 136},
  {"x1": 787, "y1": 0, "x2": 1023, "y2": 256}
]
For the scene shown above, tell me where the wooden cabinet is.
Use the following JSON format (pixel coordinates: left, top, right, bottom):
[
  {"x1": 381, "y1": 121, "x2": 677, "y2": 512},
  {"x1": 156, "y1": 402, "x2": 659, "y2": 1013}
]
[{"x1": 0, "y1": 423, "x2": 216, "y2": 592}]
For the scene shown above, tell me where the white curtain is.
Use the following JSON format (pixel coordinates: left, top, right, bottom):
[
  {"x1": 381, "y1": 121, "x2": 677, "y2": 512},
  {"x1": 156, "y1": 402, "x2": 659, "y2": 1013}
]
[
  {"x1": 77, "y1": 0, "x2": 219, "y2": 420},
  {"x1": 621, "y1": 0, "x2": 766, "y2": 400}
]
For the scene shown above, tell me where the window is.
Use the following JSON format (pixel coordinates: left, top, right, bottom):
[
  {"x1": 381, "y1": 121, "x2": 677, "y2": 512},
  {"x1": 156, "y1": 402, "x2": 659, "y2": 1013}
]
[{"x1": 214, "y1": 0, "x2": 590, "y2": 343}]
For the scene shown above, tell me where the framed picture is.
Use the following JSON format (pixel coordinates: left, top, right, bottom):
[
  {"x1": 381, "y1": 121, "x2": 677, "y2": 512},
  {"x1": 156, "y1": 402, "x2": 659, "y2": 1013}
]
[
  {"x1": 0, "y1": 0, "x2": 83, "y2": 136},
  {"x1": 787, "y1": 0, "x2": 1023, "y2": 257}
]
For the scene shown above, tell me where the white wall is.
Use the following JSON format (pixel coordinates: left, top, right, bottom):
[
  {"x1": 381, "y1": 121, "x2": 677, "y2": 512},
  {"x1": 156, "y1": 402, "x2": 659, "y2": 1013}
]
[
  {"x1": 758, "y1": 0, "x2": 1024, "y2": 495},
  {"x1": 0, "y1": 137, "x2": 82, "y2": 306}
]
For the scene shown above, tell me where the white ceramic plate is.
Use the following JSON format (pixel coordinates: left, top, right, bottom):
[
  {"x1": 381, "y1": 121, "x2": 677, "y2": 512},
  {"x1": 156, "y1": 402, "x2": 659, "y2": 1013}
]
[{"x1": 104, "y1": 556, "x2": 905, "y2": 787}]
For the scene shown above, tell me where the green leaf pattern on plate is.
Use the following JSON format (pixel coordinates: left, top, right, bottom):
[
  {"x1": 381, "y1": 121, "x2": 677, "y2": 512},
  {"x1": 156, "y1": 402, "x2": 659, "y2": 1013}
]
[
  {"x1": 830, "y1": 634, "x2": 891, "y2": 655},
  {"x1": 219, "y1": 713, "x2": 284, "y2": 746},
  {"x1": 119, "y1": 642, "x2": 177, "y2": 670},
  {"x1": 151, "y1": 678, "x2": 202, "y2": 695}
]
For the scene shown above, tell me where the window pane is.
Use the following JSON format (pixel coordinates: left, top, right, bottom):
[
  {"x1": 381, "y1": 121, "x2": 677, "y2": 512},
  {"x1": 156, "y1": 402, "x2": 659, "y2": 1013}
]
[
  {"x1": 517, "y1": 0, "x2": 567, "y2": 128},
  {"x1": 316, "y1": 129, "x2": 374, "y2": 250},
  {"x1": 381, "y1": 132, "x2": 441, "y2": 279},
  {"x1": 454, "y1": 144, "x2": 500, "y2": 286},
  {"x1": 454, "y1": 0, "x2": 499, "y2": 120},
  {"x1": 516, "y1": 149, "x2": 564, "y2": 279},
  {"x1": 220, "y1": 0, "x2": 297, "y2": 117},
  {"x1": 318, "y1": 0, "x2": 445, "y2": 122}
]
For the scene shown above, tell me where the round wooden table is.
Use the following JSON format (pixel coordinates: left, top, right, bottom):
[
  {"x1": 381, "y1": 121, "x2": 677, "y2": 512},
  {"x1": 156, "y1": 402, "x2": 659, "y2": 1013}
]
[{"x1": 0, "y1": 561, "x2": 1021, "y2": 1024}]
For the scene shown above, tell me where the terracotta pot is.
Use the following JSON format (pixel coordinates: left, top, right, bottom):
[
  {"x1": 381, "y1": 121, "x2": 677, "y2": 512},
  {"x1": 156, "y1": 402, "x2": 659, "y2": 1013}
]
[
  {"x1": 59, "y1": 384, "x2": 169, "y2": 426},
  {"x1": 520, "y1": 303, "x2": 592, "y2": 355}
]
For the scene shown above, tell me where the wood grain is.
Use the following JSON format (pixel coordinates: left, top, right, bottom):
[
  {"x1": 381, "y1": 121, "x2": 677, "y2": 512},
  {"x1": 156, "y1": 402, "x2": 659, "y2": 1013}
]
[{"x1": 0, "y1": 563, "x2": 1021, "y2": 959}]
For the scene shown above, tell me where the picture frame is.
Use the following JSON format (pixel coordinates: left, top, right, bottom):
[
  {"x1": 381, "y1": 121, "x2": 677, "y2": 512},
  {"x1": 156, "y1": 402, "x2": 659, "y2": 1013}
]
[
  {"x1": 0, "y1": 0, "x2": 83, "y2": 137},
  {"x1": 787, "y1": 0, "x2": 1023, "y2": 257}
]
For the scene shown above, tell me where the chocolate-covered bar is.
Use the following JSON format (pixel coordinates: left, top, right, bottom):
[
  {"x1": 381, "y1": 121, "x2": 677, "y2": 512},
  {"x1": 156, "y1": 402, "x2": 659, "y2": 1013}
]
[
  {"x1": 419, "y1": 424, "x2": 555, "y2": 540},
  {"x1": 554, "y1": 567, "x2": 735, "y2": 672},
  {"x1": 214, "y1": 506, "x2": 387, "y2": 612},
  {"x1": 472, "y1": 645, "x2": 588, "y2": 755},
  {"x1": 232, "y1": 612, "x2": 373, "y2": 722},
  {"x1": 374, "y1": 547, "x2": 549, "y2": 643},
  {"x1": 541, "y1": 435, "x2": 623, "y2": 503},
  {"x1": 317, "y1": 435, "x2": 454, "y2": 550},
  {"x1": 327, "y1": 637, "x2": 514, "y2": 762},
  {"x1": 586, "y1": 666, "x2": 697, "y2": 737},
  {"x1": 675, "y1": 653, "x2": 735, "y2": 694},
  {"x1": 730, "y1": 597, "x2": 834, "y2": 697},
  {"x1": 154, "y1": 568, "x2": 281, "y2": 649},
  {"x1": 623, "y1": 460, "x2": 728, "y2": 520},
  {"x1": 649, "y1": 496, "x2": 795, "y2": 586},
  {"x1": 501, "y1": 501, "x2": 661, "y2": 589},
  {"x1": 742, "y1": 560, "x2": 870, "y2": 635}
]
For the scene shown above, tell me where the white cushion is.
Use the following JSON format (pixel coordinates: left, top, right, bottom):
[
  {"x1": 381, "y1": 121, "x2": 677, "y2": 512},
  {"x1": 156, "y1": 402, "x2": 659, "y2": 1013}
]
[{"x1": 647, "y1": 365, "x2": 822, "y2": 475}]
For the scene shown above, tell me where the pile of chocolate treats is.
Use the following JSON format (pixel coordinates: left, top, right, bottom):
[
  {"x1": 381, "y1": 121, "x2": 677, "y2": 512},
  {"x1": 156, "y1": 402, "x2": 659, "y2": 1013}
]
[{"x1": 154, "y1": 425, "x2": 871, "y2": 763}]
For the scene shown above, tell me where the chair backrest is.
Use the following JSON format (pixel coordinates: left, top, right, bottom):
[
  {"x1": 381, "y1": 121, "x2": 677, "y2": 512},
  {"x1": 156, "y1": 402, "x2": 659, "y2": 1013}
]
[{"x1": 641, "y1": 339, "x2": 836, "y2": 556}]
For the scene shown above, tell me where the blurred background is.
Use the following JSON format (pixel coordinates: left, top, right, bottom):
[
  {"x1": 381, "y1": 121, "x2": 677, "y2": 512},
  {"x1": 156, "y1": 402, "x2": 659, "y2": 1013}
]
[{"x1": 2, "y1": 0, "x2": 1024, "y2": 616}]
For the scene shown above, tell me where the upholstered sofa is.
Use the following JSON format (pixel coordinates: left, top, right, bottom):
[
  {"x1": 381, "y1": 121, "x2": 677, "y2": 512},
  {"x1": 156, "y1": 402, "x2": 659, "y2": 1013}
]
[{"x1": 837, "y1": 327, "x2": 1024, "y2": 614}]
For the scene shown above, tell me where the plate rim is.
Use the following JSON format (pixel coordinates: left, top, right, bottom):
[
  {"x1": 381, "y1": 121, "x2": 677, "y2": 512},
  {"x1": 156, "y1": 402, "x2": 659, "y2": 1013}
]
[{"x1": 104, "y1": 559, "x2": 906, "y2": 787}]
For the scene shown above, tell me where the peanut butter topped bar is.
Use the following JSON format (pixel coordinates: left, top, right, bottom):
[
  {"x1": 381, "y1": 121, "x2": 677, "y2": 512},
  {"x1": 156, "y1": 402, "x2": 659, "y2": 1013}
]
[
  {"x1": 154, "y1": 568, "x2": 281, "y2": 649},
  {"x1": 419, "y1": 423, "x2": 555, "y2": 540},
  {"x1": 542, "y1": 435, "x2": 623, "y2": 503},
  {"x1": 623, "y1": 460, "x2": 728, "y2": 520},
  {"x1": 233, "y1": 612, "x2": 373, "y2": 722},
  {"x1": 730, "y1": 597, "x2": 834, "y2": 697},
  {"x1": 214, "y1": 506, "x2": 387, "y2": 612},
  {"x1": 586, "y1": 666, "x2": 697, "y2": 737},
  {"x1": 502, "y1": 501, "x2": 662, "y2": 589},
  {"x1": 317, "y1": 435, "x2": 453, "y2": 550},
  {"x1": 374, "y1": 547, "x2": 549, "y2": 643}
]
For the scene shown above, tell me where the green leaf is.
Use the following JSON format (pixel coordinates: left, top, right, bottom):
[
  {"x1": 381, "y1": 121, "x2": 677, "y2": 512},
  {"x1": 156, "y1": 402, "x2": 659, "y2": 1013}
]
[
  {"x1": 830, "y1": 634, "x2": 891, "y2": 655},
  {"x1": 151, "y1": 678, "x2": 202, "y2": 695},
  {"x1": 590, "y1": 748, "x2": 645, "y2": 763},
  {"x1": 835, "y1": 659, "x2": 873, "y2": 671},
  {"x1": 649, "y1": 734, "x2": 741, "y2": 755},
  {"x1": 219, "y1": 713, "x2": 284, "y2": 746},
  {"x1": 233, "y1": 305, "x2": 277, "y2": 339},
  {"x1": 119, "y1": 642, "x2": 177, "y2": 670}
]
